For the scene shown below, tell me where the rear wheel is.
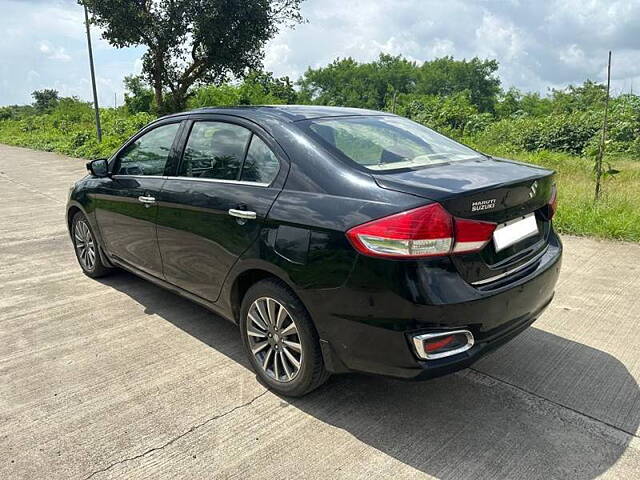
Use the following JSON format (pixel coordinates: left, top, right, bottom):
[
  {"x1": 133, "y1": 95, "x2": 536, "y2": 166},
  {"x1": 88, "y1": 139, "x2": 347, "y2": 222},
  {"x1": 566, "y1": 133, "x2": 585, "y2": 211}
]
[
  {"x1": 71, "y1": 212, "x2": 111, "y2": 278},
  {"x1": 240, "y1": 279, "x2": 329, "y2": 397}
]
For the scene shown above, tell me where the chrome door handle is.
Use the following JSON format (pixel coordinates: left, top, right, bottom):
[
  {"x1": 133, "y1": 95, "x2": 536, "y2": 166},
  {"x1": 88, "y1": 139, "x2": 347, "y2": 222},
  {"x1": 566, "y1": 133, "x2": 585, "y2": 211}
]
[
  {"x1": 228, "y1": 209, "x2": 257, "y2": 220},
  {"x1": 138, "y1": 195, "x2": 156, "y2": 206}
]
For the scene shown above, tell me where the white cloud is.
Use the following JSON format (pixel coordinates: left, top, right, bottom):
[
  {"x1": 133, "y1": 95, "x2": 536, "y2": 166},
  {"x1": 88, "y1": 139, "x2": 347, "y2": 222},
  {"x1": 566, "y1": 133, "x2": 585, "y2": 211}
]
[
  {"x1": 39, "y1": 41, "x2": 71, "y2": 62},
  {"x1": 1, "y1": 0, "x2": 144, "y2": 105},
  {"x1": 263, "y1": 0, "x2": 640, "y2": 94},
  {"x1": 2, "y1": 0, "x2": 640, "y2": 106}
]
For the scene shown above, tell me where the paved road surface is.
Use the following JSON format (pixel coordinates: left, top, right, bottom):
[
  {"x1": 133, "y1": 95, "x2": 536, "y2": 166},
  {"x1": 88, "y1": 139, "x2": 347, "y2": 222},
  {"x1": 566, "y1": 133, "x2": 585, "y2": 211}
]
[{"x1": 1, "y1": 144, "x2": 639, "y2": 479}]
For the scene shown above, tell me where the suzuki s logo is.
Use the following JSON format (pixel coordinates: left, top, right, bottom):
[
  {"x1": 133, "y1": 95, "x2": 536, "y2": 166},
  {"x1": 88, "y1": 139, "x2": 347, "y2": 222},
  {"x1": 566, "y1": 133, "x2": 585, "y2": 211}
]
[
  {"x1": 529, "y1": 181, "x2": 538, "y2": 199},
  {"x1": 471, "y1": 198, "x2": 497, "y2": 212}
]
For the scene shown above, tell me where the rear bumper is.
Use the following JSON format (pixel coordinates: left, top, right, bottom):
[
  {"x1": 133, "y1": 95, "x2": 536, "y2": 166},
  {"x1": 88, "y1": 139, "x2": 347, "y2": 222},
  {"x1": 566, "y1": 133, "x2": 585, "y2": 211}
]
[
  {"x1": 301, "y1": 232, "x2": 563, "y2": 379},
  {"x1": 406, "y1": 296, "x2": 550, "y2": 380}
]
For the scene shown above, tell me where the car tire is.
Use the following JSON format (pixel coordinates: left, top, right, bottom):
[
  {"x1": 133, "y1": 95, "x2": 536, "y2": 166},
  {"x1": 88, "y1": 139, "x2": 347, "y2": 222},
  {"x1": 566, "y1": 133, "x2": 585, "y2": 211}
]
[
  {"x1": 71, "y1": 211, "x2": 112, "y2": 278},
  {"x1": 240, "y1": 278, "x2": 330, "y2": 397}
]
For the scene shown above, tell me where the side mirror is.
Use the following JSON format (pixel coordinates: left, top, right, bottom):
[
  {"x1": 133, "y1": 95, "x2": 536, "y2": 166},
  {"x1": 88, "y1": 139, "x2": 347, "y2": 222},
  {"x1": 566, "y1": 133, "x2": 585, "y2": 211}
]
[{"x1": 86, "y1": 158, "x2": 109, "y2": 177}]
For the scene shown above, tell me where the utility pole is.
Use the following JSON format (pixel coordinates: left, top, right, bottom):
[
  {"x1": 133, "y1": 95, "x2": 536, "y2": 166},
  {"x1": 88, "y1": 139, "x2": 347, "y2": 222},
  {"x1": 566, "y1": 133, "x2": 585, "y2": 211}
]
[
  {"x1": 83, "y1": 4, "x2": 102, "y2": 142},
  {"x1": 594, "y1": 51, "x2": 611, "y2": 201}
]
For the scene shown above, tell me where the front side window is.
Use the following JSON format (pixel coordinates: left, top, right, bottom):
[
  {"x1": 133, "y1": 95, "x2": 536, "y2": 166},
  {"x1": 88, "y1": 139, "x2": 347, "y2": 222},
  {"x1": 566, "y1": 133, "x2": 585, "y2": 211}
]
[
  {"x1": 179, "y1": 122, "x2": 251, "y2": 180},
  {"x1": 305, "y1": 116, "x2": 482, "y2": 171},
  {"x1": 115, "y1": 123, "x2": 180, "y2": 176}
]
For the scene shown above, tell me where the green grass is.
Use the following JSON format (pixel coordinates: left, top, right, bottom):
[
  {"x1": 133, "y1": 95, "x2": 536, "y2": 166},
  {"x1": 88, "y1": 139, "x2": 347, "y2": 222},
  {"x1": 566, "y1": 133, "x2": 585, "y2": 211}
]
[
  {"x1": 472, "y1": 144, "x2": 640, "y2": 242},
  {"x1": 1, "y1": 109, "x2": 638, "y2": 242}
]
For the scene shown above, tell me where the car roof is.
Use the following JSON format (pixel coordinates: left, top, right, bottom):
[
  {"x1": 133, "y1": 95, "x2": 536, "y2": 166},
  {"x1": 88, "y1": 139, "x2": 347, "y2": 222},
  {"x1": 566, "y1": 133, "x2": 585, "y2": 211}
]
[{"x1": 160, "y1": 105, "x2": 392, "y2": 124}]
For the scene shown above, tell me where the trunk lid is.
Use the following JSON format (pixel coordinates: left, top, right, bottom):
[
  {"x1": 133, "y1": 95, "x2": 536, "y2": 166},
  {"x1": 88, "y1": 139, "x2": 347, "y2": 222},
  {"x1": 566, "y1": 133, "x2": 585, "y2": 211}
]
[{"x1": 372, "y1": 156, "x2": 556, "y2": 287}]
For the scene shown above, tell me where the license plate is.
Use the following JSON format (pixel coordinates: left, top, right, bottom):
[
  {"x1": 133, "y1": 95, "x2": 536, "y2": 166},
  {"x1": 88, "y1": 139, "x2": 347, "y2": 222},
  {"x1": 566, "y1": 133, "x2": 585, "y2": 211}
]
[{"x1": 493, "y1": 214, "x2": 538, "y2": 252}]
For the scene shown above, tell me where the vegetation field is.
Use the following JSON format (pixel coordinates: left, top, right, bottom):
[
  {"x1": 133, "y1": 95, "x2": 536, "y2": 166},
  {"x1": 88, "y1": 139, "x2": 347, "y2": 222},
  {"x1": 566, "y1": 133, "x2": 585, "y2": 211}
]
[
  {"x1": 474, "y1": 147, "x2": 640, "y2": 242},
  {"x1": 0, "y1": 56, "x2": 638, "y2": 242}
]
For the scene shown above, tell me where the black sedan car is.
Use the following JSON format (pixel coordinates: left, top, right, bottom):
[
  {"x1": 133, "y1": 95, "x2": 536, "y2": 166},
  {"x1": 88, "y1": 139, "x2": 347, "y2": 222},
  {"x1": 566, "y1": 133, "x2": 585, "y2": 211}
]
[{"x1": 67, "y1": 105, "x2": 562, "y2": 396}]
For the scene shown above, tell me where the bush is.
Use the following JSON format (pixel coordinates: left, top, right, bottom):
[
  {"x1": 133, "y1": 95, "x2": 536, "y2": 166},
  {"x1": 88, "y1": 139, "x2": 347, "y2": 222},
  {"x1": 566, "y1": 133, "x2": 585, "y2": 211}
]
[
  {"x1": 0, "y1": 97, "x2": 156, "y2": 159},
  {"x1": 473, "y1": 113, "x2": 601, "y2": 155},
  {"x1": 392, "y1": 91, "x2": 492, "y2": 135}
]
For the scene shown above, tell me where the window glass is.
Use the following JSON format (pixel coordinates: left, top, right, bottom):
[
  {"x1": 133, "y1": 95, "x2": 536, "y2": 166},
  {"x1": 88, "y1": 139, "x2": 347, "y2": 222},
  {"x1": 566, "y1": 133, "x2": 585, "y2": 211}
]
[
  {"x1": 307, "y1": 116, "x2": 482, "y2": 171},
  {"x1": 115, "y1": 123, "x2": 179, "y2": 176},
  {"x1": 180, "y1": 122, "x2": 251, "y2": 180},
  {"x1": 240, "y1": 135, "x2": 280, "y2": 184}
]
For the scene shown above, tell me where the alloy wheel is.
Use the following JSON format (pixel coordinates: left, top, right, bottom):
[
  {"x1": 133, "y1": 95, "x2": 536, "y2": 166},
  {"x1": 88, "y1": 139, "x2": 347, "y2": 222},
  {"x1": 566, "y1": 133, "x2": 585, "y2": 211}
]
[
  {"x1": 246, "y1": 297, "x2": 303, "y2": 383},
  {"x1": 74, "y1": 220, "x2": 96, "y2": 271}
]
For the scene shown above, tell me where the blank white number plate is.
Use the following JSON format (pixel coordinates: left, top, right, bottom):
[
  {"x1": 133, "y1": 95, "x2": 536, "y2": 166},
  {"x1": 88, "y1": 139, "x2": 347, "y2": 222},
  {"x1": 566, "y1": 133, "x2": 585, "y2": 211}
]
[{"x1": 493, "y1": 214, "x2": 538, "y2": 252}]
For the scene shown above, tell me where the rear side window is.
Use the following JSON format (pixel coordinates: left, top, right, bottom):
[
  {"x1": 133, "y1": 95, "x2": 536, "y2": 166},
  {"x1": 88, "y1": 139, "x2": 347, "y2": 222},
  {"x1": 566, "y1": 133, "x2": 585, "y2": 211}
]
[
  {"x1": 179, "y1": 122, "x2": 251, "y2": 180},
  {"x1": 240, "y1": 135, "x2": 280, "y2": 184},
  {"x1": 115, "y1": 123, "x2": 180, "y2": 176},
  {"x1": 178, "y1": 121, "x2": 280, "y2": 184}
]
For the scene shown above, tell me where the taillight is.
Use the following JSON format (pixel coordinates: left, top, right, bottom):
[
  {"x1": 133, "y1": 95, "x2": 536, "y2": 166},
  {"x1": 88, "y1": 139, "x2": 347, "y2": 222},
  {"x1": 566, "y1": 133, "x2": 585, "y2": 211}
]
[
  {"x1": 346, "y1": 203, "x2": 496, "y2": 259},
  {"x1": 453, "y1": 217, "x2": 497, "y2": 254},
  {"x1": 548, "y1": 184, "x2": 558, "y2": 219},
  {"x1": 346, "y1": 203, "x2": 453, "y2": 258}
]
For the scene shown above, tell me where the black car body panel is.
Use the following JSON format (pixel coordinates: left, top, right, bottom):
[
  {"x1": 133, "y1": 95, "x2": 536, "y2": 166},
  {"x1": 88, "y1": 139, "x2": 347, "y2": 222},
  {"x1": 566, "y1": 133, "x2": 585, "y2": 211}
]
[{"x1": 67, "y1": 105, "x2": 562, "y2": 381}]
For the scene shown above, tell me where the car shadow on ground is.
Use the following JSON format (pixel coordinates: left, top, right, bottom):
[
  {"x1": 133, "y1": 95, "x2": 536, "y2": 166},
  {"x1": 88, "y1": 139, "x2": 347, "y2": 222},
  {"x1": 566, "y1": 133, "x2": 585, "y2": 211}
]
[{"x1": 99, "y1": 270, "x2": 640, "y2": 479}]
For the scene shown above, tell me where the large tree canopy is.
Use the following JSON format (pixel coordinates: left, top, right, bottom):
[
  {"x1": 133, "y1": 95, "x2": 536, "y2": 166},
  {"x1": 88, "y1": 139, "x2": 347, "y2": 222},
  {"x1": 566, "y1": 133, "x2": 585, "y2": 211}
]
[
  {"x1": 80, "y1": 0, "x2": 303, "y2": 113},
  {"x1": 298, "y1": 54, "x2": 501, "y2": 113},
  {"x1": 297, "y1": 54, "x2": 417, "y2": 110},
  {"x1": 415, "y1": 57, "x2": 500, "y2": 112}
]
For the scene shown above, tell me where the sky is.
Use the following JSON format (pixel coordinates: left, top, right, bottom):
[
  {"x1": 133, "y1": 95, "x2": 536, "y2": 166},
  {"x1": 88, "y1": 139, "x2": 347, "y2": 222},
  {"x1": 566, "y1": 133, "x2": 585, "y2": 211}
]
[{"x1": 2, "y1": 0, "x2": 640, "y2": 107}]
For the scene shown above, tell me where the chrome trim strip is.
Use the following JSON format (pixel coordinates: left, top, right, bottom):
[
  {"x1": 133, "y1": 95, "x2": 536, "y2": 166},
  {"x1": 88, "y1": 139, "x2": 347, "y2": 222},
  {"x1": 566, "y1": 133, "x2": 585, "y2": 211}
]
[
  {"x1": 113, "y1": 175, "x2": 167, "y2": 180},
  {"x1": 471, "y1": 246, "x2": 548, "y2": 286},
  {"x1": 112, "y1": 174, "x2": 269, "y2": 187},
  {"x1": 412, "y1": 329, "x2": 474, "y2": 360},
  {"x1": 165, "y1": 176, "x2": 270, "y2": 187}
]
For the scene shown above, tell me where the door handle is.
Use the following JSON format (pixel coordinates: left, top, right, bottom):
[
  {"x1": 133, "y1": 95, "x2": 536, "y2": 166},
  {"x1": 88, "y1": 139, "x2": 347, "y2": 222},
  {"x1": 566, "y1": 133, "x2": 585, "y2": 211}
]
[
  {"x1": 138, "y1": 195, "x2": 156, "y2": 207},
  {"x1": 228, "y1": 208, "x2": 257, "y2": 220}
]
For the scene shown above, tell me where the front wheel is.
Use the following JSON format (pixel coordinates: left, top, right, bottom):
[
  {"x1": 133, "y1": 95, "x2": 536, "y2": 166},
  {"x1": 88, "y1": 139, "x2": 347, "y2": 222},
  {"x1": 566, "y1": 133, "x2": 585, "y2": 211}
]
[
  {"x1": 240, "y1": 279, "x2": 329, "y2": 397},
  {"x1": 71, "y1": 212, "x2": 112, "y2": 278}
]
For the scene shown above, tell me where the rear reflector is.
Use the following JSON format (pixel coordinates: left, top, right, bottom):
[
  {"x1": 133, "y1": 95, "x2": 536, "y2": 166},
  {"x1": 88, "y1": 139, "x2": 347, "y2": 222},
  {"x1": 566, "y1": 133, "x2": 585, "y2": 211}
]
[
  {"x1": 412, "y1": 330, "x2": 474, "y2": 360},
  {"x1": 424, "y1": 335, "x2": 457, "y2": 352},
  {"x1": 346, "y1": 203, "x2": 496, "y2": 258}
]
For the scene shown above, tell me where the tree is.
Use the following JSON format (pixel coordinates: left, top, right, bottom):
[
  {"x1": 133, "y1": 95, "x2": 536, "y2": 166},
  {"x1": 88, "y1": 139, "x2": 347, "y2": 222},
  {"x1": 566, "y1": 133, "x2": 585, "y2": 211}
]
[
  {"x1": 495, "y1": 87, "x2": 523, "y2": 118},
  {"x1": 519, "y1": 92, "x2": 553, "y2": 117},
  {"x1": 32, "y1": 89, "x2": 60, "y2": 112},
  {"x1": 80, "y1": 0, "x2": 304, "y2": 113},
  {"x1": 550, "y1": 80, "x2": 607, "y2": 113},
  {"x1": 187, "y1": 72, "x2": 296, "y2": 109},
  {"x1": 297, "y1": 54, "x2": 500, "y2": 112},
  {"x1": 123, "y1": 75, "x2": 154, "y2": 113},
  {"x1": 416, "y1": 57, "x2": 501, "y2": 112},
  {"x1": 495, "y1": 88, "x2": 553, "y2": 118},
  {"x1": 243, "y1": 71, "x2": 297, "y2": 104},
  {"x1": 297, "y1": 54, "x2": 417, "y2": 109}
]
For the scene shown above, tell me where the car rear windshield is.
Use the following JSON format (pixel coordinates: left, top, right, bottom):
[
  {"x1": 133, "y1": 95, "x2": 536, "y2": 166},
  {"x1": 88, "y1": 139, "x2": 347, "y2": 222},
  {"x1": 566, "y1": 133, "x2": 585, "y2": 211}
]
[{"x1": 305, "y1": 116, "x2": 482, "y2": 171}]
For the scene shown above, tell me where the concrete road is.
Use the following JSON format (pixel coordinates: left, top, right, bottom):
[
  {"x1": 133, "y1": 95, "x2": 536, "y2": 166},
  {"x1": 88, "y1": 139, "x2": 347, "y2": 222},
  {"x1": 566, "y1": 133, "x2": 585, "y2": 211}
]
[{"x1": 1, "y1": 143, "x2": 639, "y2": 479}]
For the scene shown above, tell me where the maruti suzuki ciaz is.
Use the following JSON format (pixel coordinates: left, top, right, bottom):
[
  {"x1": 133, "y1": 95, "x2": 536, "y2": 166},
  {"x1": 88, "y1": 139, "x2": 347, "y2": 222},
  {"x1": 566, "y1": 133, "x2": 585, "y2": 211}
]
[{"x1": 66, "y1": 106, "x2": 562, "y2": 396}]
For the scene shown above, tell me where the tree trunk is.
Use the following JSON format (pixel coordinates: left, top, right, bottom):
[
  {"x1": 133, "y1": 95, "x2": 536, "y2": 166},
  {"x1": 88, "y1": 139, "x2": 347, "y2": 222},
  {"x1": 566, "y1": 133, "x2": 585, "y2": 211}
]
[
  {"x1": 172, "y1": 93, "x2": 187, "y2": 113},
  {"x1": 151, "y1": 46, "x2": 165, "y2": 113},
  {"x1": 153, "y1": 82, "x2": 163, "y2": 111}
]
